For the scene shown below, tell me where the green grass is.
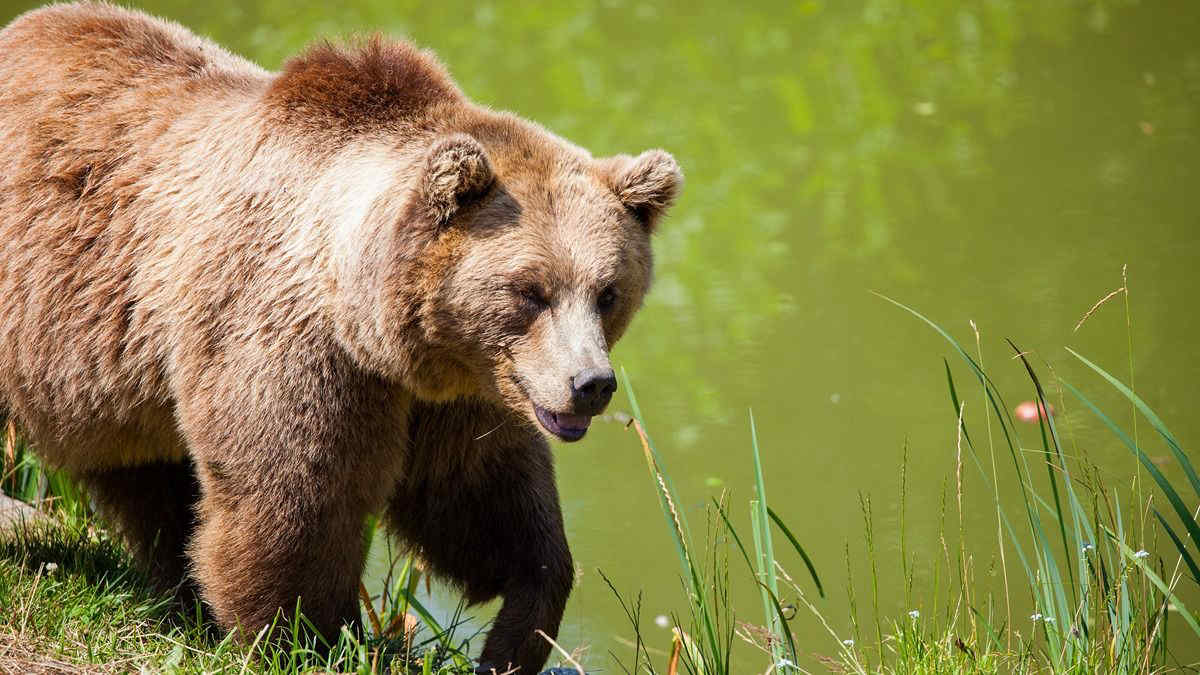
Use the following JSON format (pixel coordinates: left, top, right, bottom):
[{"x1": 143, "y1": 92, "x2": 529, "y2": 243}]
[
  {"x1": 875, "y1": 294, "x2": 1199, "y2": 672},
  {"x1": 0, "y1": 512, "x2": 479, "y2": 673}
]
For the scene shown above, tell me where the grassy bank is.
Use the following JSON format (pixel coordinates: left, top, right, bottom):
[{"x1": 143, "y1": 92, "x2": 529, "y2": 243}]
[
  {"x1": 0, "y1": 516, "x2": 483, "y2": 673},
  {"x1": 0, "y1": 443, "x2": 480, "y2": 672},
  {"x1": 3, "y1": 288, "x2": 1198, "y2": 674}
]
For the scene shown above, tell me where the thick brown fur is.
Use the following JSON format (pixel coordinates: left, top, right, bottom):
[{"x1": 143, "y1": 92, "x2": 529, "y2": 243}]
[{"x1": 0, "y1": 3, "x2": 681, "y2": 672}]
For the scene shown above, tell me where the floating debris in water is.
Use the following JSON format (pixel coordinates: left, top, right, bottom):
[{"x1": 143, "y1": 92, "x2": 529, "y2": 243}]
[{"x1": 1015, "y1": 400, "x2": 1054, "y2": 423}]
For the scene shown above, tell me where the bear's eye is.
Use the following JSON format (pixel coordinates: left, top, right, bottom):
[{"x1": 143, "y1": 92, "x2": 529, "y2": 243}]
[
  {"x1": 514, "y1": 285, "x2": 550, "y2": 312},
  {"x1": 597, "y1": 286, "x2": 618, "y2": 313}
]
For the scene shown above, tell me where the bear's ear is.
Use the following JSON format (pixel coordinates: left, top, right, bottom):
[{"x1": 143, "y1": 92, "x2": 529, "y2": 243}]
[
  {"x1": 418, "y1": 133, "x2": 494, "y2": 225},
  {"x1": 603, "y1": 149, "x2": 683, "y2": 231}
]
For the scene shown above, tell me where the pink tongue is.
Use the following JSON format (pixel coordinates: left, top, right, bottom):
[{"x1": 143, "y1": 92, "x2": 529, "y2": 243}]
[{"x1": 555, "y1": 412, "x2": 591, "y2": 430}]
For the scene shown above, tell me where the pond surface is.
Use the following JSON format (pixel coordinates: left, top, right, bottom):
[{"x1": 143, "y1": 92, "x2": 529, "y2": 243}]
[{"x1": 4, "y1": 0, "x2": 1198, "y2": 669}]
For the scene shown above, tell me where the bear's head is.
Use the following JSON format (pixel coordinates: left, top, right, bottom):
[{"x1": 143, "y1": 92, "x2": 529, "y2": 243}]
[{"x1": 337, "y1": 112, "x2": 681, "y2": 442}]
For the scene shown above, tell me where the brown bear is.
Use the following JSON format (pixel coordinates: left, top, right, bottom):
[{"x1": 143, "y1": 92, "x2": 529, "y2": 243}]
[{"x1": 0, "y1": 3, "x2": 681, "y2": 672}]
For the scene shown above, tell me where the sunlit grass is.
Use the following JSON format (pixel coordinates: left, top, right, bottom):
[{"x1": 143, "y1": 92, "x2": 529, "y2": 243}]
[{"x1": 0, "y1": 515, "x2": 479, "y2": 673}]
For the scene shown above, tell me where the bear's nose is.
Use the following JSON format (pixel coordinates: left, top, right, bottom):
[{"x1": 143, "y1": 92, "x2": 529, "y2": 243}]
[{"x1": 571, "y1": 367, "x2": 617, "y2": 415}]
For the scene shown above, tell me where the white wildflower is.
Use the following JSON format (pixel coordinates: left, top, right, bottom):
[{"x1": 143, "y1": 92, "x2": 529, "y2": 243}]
[
  {"x1": 842, "y1": 639, "x2": 855, "y2": 647},
  {"x1": 908, "y1": 609, "x2": 920, "y2": 619},
  {"x1": 1044, "y1": 616, "x2": 1056, "y2": 623},
  {"x1": 1081, "y1": 543, "x2": 1095, "y2": 553},
  {"x1": 776, "y1": 658, "x2": 796, "y2": 670},
  {"x1": 44, "y1": 562, "x2": 58, "y2": 574},
  {"x1": 1030, "y1": 613, "x2": 1043, "y2": 621},
  {"x1": 1134, "y1": 550, "x2": 1150, "y2": 559}
]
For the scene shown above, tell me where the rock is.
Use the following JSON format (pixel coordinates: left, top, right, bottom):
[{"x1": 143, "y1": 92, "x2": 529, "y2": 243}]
[{"x1": 0, "y1": 494, "x2": 45, "y2": 531}]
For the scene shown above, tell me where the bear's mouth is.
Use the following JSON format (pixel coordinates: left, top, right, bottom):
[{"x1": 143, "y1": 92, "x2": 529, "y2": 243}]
[{"x1": 533, "y1": 405, "x2": 591, "y2": 442}]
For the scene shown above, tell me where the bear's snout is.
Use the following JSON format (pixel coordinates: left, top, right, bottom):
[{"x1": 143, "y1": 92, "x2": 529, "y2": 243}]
[{"x1": 570, "y1": 366, "x2": 617, "y2": 416}]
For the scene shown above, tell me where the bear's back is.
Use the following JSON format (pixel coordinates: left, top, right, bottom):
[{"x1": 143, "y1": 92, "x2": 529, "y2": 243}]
[
  {"x1": 0, "y1": 2, "x2": 267, "y2": 173},
  {"x1": 0, "y1": 2, "x2": 264, "y2": 86},
  {"x1": 0, "y1": 3, "x2": 270, "y2": 464}
]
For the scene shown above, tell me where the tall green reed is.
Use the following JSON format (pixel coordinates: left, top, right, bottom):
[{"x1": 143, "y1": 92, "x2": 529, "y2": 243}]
[
  {"x1": 870, "y1": 292, "x2": 1196, "y2": 672},
  {"x1": 616, "y1": 368, "x2": 822, "y2": 674}
]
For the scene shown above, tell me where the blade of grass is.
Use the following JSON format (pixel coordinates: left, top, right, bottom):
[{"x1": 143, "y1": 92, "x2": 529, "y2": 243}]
[
  {"x1": 1011, "y1": 341, "x2": 1098, "y2": 644},
  {"x1": 750, "y1": 498, "x2": 781, "y2": 667},
  {"x1": 622, "y1": 368, "x2": 724, "y2": 670},
  {"x1": 766, "y1": 507, "x2": 823, "y2": 598},
  {"x1": 749, "y1": 410, "x2": 784, "y2": 667},
  {"x1": 394, "y1": 587, "x2": 470, "y2": 668},
  {"x1": 943, "y1": 359, "x2": 973, "y2": 448},
  {"x1": 1067, "y1": 348, "x2": 1200, "y2": 500},
  {"x1": 713, "y1": 498, "x2": 755, "y2": 576},
  {"x1": 1062, "y1": 380, "x2": 1200, "y2": 553},
  {"x1": 942, "y1": 363, "x2": 1037, "y2": 586},
  {"x1": 1104, "y1": 528, "x2": 1200, "y2": 639},
  {"x1": 1153, "y1": 509, "x2": 1200, "y2": 586},
  {"x1": 760, "y1": 582, "x2": 799, "y2": 666},
  {"x1": 874, "y1": 292, "x2": 1021, "y2": 434}
]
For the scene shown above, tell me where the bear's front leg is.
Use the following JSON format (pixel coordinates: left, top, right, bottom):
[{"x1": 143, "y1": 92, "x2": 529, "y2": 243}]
[
  {"x1": 389, "y1": 399, "x2": 574, "y2": 673},
  {"x1": 175, "y1": 346, "x2": 409, "y2": 645},
  {"x1": 189, "y1": 464, "x2": 368, "y2": 642}
]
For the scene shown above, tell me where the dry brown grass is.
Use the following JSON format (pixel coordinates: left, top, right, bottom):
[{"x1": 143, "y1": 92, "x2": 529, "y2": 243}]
[{"x1": 0, "y1": 633, "x2": 93, "y2": 674}]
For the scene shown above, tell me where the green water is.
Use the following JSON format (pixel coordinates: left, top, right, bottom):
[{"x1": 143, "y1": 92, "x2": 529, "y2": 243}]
[{"x1": 4, "y1": 0, "x2": 1199, "y2": 669}]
